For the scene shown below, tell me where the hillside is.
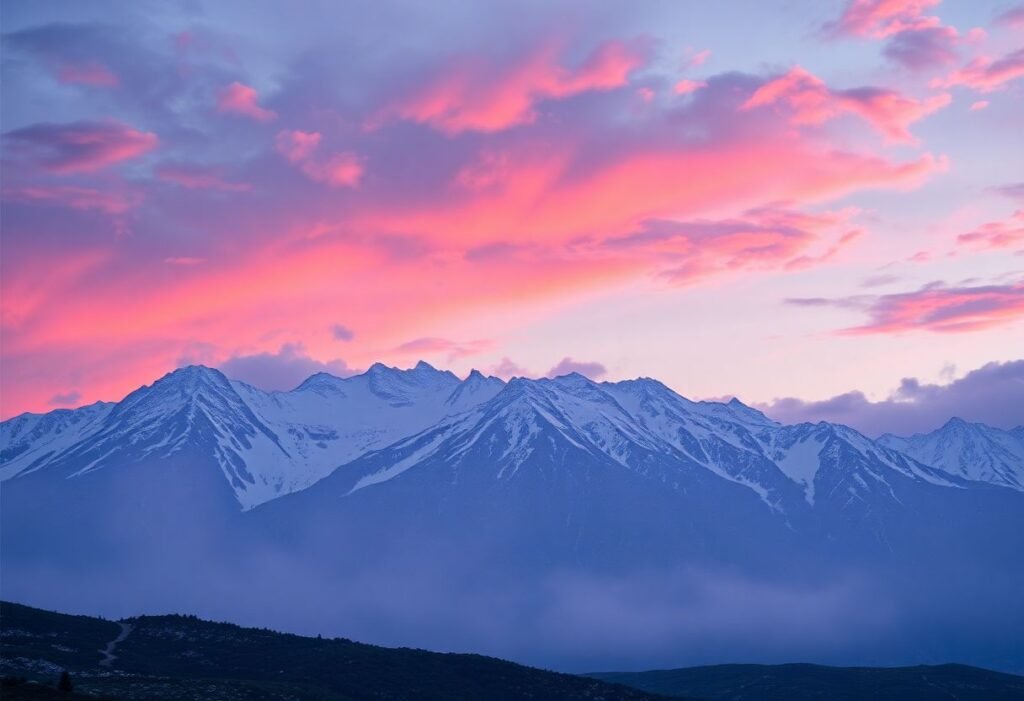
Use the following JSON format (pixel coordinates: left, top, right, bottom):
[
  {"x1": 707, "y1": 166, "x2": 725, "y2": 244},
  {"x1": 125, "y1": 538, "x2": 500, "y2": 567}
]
[{"x1": 0, "y1": 601, "x2": 670, "y2": 700}]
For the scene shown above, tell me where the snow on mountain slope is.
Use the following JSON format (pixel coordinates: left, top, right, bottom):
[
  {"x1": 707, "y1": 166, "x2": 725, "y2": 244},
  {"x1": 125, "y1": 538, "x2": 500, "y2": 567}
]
[
  {"x1": 336, "y1": 372, "x2": 960, "y2": 516},
  {"x1": 0, "y1": 361, "x2": 1006, "y2": 514},
  {"x1": 0, "y1": 362, "x2": 506, "y2": 509},
  {"x1": 228, "y1": 361, "x2": 504, "y2": 503},
  {"x1": 0, "y1": 402, "x2": 114, "y2": 481},
  {"x1": 878, "y1": 418, "x2": 1024, "y2": 491}
]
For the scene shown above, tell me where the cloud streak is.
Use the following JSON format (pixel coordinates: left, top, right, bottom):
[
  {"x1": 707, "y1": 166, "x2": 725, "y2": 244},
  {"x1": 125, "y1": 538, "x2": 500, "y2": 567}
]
[
  {"x1": 3, "y1": 120, "x2": 157, "y2": 173},
  {"x1": 790, "y1": 281, "x2": 1024, "y2": 334}
]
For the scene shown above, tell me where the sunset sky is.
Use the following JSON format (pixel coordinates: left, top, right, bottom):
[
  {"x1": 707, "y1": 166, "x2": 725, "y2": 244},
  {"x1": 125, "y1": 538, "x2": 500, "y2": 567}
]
[{"x1": 2, "y1": 0, "x2": 1022, "y2": 430}]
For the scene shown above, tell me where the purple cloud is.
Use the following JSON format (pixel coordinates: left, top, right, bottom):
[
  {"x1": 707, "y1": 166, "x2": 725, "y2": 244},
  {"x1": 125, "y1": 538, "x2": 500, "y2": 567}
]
[
  {"x1": 331, "y1": 324, "x2": 355, "y2": 341},
  {"x1": 217, "y1": 343, "x2": 354, "y2": 391},
  {"x1": 787, "y1": 281, "x2": 1024, "y2": 334},
  {"x1": 995, "y1": 5, "x2": 1024, "y2": 29},
  {"x1": 47, "y1": 390, "x2": 82, "y2": 407},
  {"x1": 3, "y1": 120, "x2": 158, "y2": 173},
  {"x1": 547, "y1": 357, "x2": 607, "y2": 379},
  {"x1": 883, "y1": 27, "x2": 959, "y2": 70},
  {"x1": 758, "y1": 360, "x2": 1024, "y2": 436},
  {"x1": 490, "y1": 358, "x2": 531, "y2": 379},
  {"x1": 993, "y1": 182, "x2": 1024, "y2": 201}
]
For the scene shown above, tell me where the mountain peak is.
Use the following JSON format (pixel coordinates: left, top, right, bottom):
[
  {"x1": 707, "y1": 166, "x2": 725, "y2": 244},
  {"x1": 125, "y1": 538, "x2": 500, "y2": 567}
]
[
  {"x1": 549, "y1": 371, "x2": 595, "y2": 387},
  {"x1": 941, "y1": 416, "x2": 973, "y2": 431},
  {"x1": 154, "y1": 365, "x2": 231, "y2": 392},
  {"x1": 295, "y1": 372, "x2": 346, "y2": 393}
]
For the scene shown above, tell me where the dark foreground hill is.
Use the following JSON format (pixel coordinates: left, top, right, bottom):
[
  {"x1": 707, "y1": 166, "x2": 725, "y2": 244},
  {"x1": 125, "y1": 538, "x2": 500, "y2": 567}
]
[
  {"x1": 5, "y1": 602, "x2": 1023, "y2": 701},
  {"x1": 590, "y1": 662, "x2": 1024, "y2": 701},
  {"x1": 0, "y1": 601, "x2": 669, "y2": 701}
]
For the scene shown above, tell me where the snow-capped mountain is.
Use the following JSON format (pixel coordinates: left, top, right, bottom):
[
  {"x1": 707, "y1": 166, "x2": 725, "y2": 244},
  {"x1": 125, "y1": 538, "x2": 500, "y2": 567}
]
[
  {"x1": 0, "y1": 361, "x2": 504, "y2": 509},
  {"x1": 878, "y1": 417, "x2": 1024, "y2": 491},
  {"x1": 2, "y1": 361, "x2": 1022, "y2": 673},
  {"x1": 0, "y1": 362, "x2": 1017, "y2": 511},
  {"x1": 328, "y1": 372, "x2": 961, "y2": 522}
]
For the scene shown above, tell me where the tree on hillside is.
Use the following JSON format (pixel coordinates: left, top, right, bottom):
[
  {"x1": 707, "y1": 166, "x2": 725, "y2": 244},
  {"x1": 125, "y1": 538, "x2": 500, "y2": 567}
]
[{"x1": 58, "y1": 670, "x2": 73, "y2": 693}]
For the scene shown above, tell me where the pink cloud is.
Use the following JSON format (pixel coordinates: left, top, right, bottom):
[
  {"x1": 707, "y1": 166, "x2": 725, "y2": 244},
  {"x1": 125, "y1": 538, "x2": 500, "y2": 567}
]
[
  {"x1": 686, "y1": 48, "x2": 711, "y2": 67},
  {"x1": 381, "y1": 39, "x2": 648, "y2": 133},
  {"x1": 393, "y1": 337, "x2": 493, "y2": 360},
  {"x1": 792, "y1": 281, "x2": 1024, "y2": 334},
  {"x1": 0, "y1": 63, "x2": 952, "y2": 416},
  {"x1": 825, "y1": 0, "x2": 942, "y2": 39},
  {"x1": 3, "y1": 184, "x2": 139, "y2": 214},
  {"x1": 275, "y1": 130, "x2": 363, "y2": 188},
  {"x1": 742, "y1": 67, "x2": 950, "y2": 142},
  {"x1": 3, "y1": 120, "x2": 158, "y2": 173},
  {"x1": 54, "y1": 60, "x2": 119, "y2": 87},
  {"x1": 957, "y1": 211, "x2": 1024, "y2": 250},
  {"x1": 673, "y1": 79, "x2": 706, "y2": 95},
  {"x1": 969, "y1": 100, "x2": 989, "y2": 110},
  {"x1": 275, "y1": 130, "x2": 321, "y2": 162},
  {"x1": 156, "y1": 164, "x2": 251, "y2": 192},
  {"x1": 216, "y1": 81, "x2": 277, "y2": 122},
  {"x1": 995, "y1": 5, "x2": 1024, "y2": 29},
  {"x1": 825, "y1": 1, "x2": 966, "y2": 71},
  {"x1": 605, "y1": 205, "x2": 863, "y2": 283},
  {"x1": 935, "y1": 48, "x2": 1024, "y2": 92},
  {"x1": 302, "y1": 153, "x2": 363, "y2": 188}
]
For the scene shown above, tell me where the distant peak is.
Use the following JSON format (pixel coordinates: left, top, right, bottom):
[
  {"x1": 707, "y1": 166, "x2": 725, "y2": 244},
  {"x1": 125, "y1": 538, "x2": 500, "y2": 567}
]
[
  {"x1": 466, "y1": 369, "x2": 485, "y2": 381},
  {"x1": 160, "y1": 365, "x2": 228, "y2": 386},
  {"x1": 295, "y1": 372, "x2": 345, "y2": 392},
  {"x1": 942, "y1": 416, "x2": 971, "y2": 430},
  {"x1": 172, "y1": 364, "x2": 217, "y2": 376},
  {"x1": 551, "y1": 371, "x2": 593, "y2": 385},
  {"x1": 414, "y1": 360, "x2": 437, "y2": 372}
]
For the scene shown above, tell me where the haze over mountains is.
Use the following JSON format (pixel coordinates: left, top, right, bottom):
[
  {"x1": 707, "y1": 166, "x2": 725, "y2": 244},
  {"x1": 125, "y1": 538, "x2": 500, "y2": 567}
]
[{"x1": 2, "y1": 362, "x2": 1022, "y2": 673}]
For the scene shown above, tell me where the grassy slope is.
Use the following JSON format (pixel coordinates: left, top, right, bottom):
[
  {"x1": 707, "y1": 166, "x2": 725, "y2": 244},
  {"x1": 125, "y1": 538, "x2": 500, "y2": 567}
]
[{"x1": 1, "y1": 601, "x2": 669, "y2": 700}]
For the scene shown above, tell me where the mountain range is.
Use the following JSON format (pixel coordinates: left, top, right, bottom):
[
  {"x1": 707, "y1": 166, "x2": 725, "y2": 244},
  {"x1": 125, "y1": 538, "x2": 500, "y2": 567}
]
[{"x1": 2, "y1": 362, "x2": 1022, "y2": 673}]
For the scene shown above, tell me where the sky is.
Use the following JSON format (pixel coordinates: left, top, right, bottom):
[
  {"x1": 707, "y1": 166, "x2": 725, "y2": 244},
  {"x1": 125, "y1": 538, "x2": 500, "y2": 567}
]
[{"x1": 1, "y1": 0, "x2": 1022, "y2": 432}]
